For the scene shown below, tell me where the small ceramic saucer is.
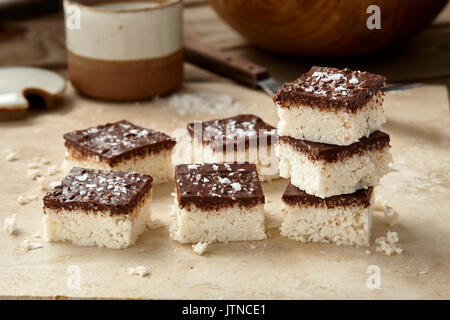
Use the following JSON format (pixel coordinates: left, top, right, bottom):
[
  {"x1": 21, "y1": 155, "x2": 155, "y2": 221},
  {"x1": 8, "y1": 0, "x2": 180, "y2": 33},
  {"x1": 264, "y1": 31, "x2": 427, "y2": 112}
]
[{"x1": 0, "y1": 67, "x2": 66, "y2": 120}]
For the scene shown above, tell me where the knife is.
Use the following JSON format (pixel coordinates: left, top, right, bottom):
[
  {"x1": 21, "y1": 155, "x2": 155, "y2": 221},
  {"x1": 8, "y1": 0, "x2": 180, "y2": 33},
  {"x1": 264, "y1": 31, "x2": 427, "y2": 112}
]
[{"x1": 184, "y1": 37, "x2": 422, "y2": 96}]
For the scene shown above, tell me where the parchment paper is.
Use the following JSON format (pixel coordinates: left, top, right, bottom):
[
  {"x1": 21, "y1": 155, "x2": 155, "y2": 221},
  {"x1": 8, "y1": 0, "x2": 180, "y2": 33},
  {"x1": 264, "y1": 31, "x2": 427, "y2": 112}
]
[{"x1": 0, "y1": 81, "x2": 449, "y2": 299}]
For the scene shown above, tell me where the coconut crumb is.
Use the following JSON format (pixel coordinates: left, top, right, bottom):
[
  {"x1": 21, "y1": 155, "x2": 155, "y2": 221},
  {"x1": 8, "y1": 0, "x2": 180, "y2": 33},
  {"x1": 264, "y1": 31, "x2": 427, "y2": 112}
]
[
  {"x1": 365, "y1": 250, "x2": 372, "y2": 255},
  {"x1": 249, "y1": 244, "x2": 257, "y2": 250},
  {"x1": 148, "y1": 219, "x2": 163, "y2": 230},
  {"x1": 375, "y1": 199, "x2": 399, "y2": 226},
  {"x1": 27, "y1": 169, "x2": 41, "y2": 180},
  {"x1": 22, "y1": 240, "x2": 43, "y2": 251},
  {"x1": 27, "y1": 162, "x2": 40, "y2": 169},
  {"x1": 17, "y1": 194, "x2": 37, "y2": 205},
  {"x1": 192, "y1": 242, "x2": 208, "y2": 255},
  {"x1": 47, "y1": 166, "x2": 61, "y2": 176},
  {"x1": 5, "y1": 152, "x2": 18, "y2": 162},
  {"x1": 418, "y1": 270, "x2": 429, "y2": 276},
  {"x1": 127, "y1": 266, "x2": 149, "y2": 277},
  {"x1": 4, "y1": 214, "x2": 17, "y2": 235},
  {"x1": 375, "y1": 230, "x2": 403, "y2": 256},
  {"x1": 36, "y1": 176, "x2": 49, "y2": 191}
]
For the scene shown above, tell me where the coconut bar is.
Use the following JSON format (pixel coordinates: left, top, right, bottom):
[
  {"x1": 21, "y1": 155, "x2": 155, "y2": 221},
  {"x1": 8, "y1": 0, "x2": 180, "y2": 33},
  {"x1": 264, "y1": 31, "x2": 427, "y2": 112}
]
[
  {"x1": 43, "y1": 167, "x2": 152, "y2": 249},
  {"x1": 172, "y1": 114, "x2": 279, "y2": 181},
  {"x1": 274, "y1": 66, "x2": 386, "y2": 146},
  {"x1": 280, "y1": 183, "x2": 374, "y2": 246},
  {"x1": 169, "y1": 163, "x2": 266, "y2": 243},
  {"x1": 277, "y1": 131, "x2": 392, "y2": 198},
  {"x1": 63, "y1": 120, "x2": 175, "y2": 184}
]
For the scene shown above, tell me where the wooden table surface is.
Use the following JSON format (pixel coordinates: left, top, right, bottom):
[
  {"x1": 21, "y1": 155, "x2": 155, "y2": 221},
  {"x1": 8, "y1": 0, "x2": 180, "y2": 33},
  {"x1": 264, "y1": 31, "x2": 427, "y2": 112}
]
[{"x1": 0, "y1": 0, "x2": 450, "y2": 87}]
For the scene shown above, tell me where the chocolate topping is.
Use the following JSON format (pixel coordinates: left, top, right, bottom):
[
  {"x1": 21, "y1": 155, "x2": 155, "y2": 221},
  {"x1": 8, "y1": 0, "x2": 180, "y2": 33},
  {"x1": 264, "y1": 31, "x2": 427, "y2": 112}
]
[
  {"x1": 187, "y1": 114, "x2": 277, "y2": 152},
  {"x1": 43, "y1": 167, "x2": 152, "y2": 215},
  {"x1": 279, "y1": 131, "x2": 390, "y2": 163},
  {"x1": 282, "y1": 183, "x2": 373, "y2": 208},
  {"x1": 175, "y1": 162, "x2": 265, "y2": 211},
  {"x1": 274, "y1": 66, "x2": 386, "y2": 112},
  {"x1": 64, "y1": 120, "x2": 175, "y2": 166}
]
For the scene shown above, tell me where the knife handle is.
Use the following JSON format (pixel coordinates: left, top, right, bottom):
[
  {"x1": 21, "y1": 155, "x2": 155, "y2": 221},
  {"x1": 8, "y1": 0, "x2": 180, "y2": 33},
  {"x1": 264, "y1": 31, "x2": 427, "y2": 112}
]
[{"x1": 184, "y1": 36, "x2": 269, "y2": 88}]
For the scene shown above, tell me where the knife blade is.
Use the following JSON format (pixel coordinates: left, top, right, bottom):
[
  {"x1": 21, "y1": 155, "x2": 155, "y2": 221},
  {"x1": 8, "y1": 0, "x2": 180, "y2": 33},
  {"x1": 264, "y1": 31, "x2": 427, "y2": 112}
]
[
  {"x1": 184, "y1": 37, "x2": 422, "y2": 96},
  {"x1": 257, "y1": 77, "x2": 284, "y2": 96},
  {"x1": 382, "y1": 82, "x2": 423, "y2": 92}
]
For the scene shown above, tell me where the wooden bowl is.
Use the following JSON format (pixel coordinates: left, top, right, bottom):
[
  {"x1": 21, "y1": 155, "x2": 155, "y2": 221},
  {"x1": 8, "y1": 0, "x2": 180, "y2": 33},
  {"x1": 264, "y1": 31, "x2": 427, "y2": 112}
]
[{"x1": 207, "y1": 0, "x2": 448, "y2": 56}]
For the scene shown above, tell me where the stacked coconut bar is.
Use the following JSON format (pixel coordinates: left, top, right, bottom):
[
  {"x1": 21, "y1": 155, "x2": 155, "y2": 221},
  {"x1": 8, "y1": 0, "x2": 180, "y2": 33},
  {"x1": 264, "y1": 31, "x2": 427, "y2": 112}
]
[{"x1": 274, "y1": 66, "x2": 392, "y2": 246}]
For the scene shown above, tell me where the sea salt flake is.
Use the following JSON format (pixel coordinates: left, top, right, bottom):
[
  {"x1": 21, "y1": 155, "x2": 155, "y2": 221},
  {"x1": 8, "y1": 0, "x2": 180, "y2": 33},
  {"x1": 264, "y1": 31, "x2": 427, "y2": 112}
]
[
  {"x1": 327, "y1": 73, "x2": 343, "y2": 81},
  {"x1": 230, "y1": 182, "x2": 242, "y2": 192},
  {"x1": 76, "y1": 173, "x2": 88, "y2": 181},
  {"x1": 49, "y1": 181, "x2": 62, "y2": 189},
  {"x1": 312, "y1": 71, "x2": 327, "y2": 78},
  {"x1": 218, "y1": 177, "x2": 231, "y2": 184},
  {"x1": 119, "y1": 123, "x2": 131, "y2": 129},
  {"x1": 349, "y1": 77, "x2": 359, "y2": 84}
]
